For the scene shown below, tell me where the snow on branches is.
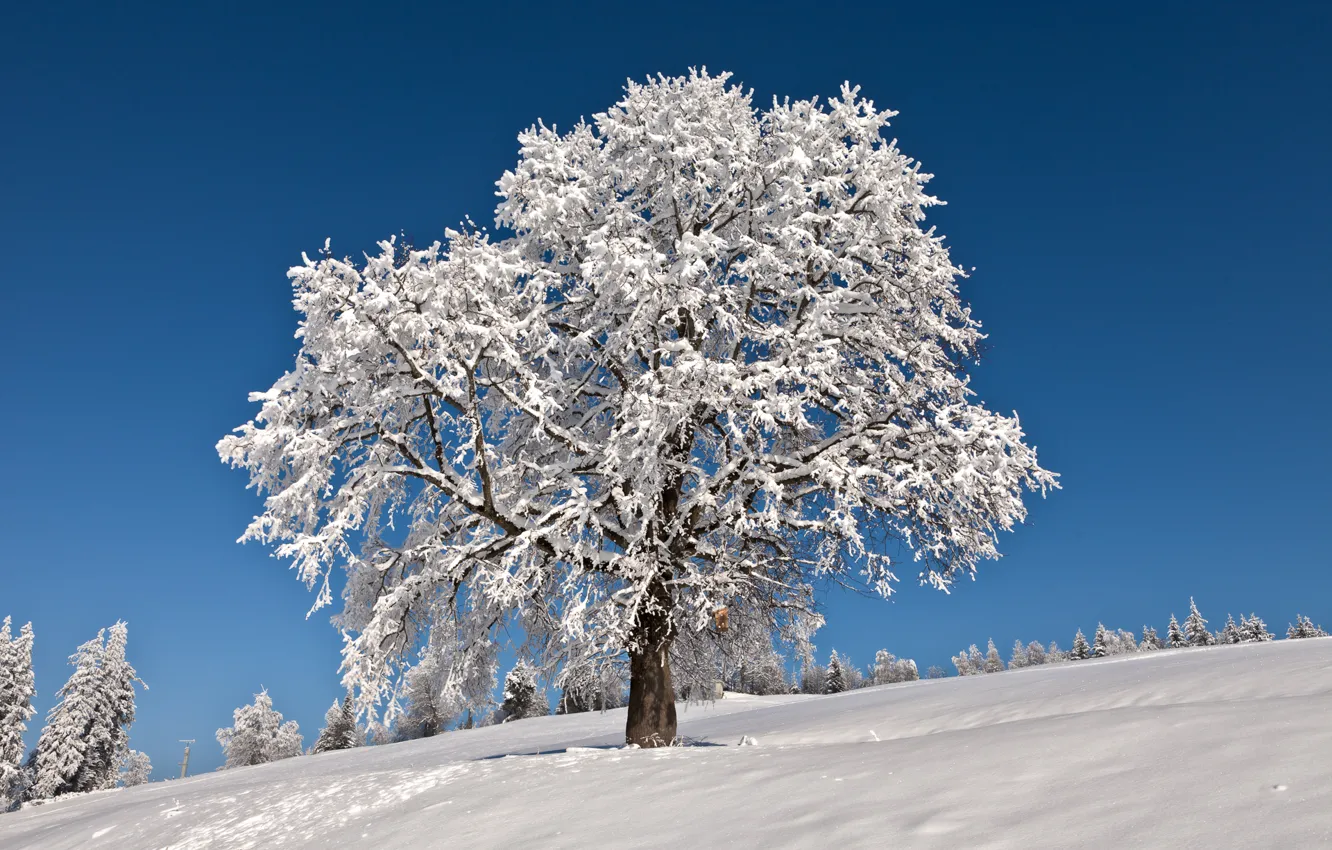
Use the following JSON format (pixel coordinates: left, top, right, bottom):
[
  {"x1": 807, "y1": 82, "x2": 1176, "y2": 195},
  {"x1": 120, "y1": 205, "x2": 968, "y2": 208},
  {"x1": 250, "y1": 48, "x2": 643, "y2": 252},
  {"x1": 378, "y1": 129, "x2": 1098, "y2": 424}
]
[{"x1": 219, "y1": 70, "x2": 1055, "y2": 743}]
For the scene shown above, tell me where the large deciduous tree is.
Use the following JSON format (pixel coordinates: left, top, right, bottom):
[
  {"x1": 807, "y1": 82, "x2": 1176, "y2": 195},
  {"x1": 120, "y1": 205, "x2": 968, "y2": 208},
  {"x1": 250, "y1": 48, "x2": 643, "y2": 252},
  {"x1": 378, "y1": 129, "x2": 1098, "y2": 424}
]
[{"x1": 219, "y1": 70, "x2": 1055, "y2": 747}]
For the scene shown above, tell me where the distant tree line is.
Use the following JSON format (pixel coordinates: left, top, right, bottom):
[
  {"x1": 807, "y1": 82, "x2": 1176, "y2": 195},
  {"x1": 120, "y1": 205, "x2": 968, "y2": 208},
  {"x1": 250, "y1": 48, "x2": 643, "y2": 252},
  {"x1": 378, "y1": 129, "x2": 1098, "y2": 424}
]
[{"x1": 951, "y1": 598, "x2": 1326, "y2": 676}]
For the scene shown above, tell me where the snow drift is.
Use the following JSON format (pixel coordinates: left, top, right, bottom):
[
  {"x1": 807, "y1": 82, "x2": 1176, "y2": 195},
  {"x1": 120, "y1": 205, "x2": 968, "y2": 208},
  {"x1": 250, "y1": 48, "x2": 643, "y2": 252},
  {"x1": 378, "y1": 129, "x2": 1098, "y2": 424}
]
[{"x1": 3, "y1": 638, "x2": 1329, "y2": 848}]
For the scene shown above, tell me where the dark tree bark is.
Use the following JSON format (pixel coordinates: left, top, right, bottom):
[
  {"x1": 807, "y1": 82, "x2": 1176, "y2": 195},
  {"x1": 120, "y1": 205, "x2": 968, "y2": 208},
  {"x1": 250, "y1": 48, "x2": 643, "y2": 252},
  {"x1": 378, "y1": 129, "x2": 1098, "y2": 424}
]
[{"x1": 624, "y1": 580, "x2": 677, "y2": 747}]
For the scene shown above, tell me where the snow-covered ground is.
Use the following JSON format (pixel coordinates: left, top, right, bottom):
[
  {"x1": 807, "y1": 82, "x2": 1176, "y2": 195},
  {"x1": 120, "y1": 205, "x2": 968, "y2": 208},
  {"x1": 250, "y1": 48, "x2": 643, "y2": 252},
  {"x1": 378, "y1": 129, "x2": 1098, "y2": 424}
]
[{"x1": 4, "y1": 638, "x2": 1330, "y2": 849}]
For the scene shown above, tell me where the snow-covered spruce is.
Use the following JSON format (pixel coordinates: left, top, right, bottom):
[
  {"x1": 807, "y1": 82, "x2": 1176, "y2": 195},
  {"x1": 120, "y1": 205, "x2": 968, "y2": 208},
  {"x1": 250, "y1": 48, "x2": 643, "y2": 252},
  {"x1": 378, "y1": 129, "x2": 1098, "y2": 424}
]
[
  {"x1": 0, "y1": 618, "x2": 36, "y2": 810},
  {"x1": 313, "y1": 694, "x2": 362, "y2": 754},
  {"x1": 1184, "y1": 598, "x2": 1214, "y2": 647},
  {"x1": 216, "y1": 691, "x2": 303, "y2": 768},
  {"x1": 498, "y1": 662, "x2": 548, "y2": 722},
  {"x1": 217, "y1": 70, "x2": 1056, "y2": 747},
  {"x1": 30, "y1": 622, "x2": 143, "y2": 800}
]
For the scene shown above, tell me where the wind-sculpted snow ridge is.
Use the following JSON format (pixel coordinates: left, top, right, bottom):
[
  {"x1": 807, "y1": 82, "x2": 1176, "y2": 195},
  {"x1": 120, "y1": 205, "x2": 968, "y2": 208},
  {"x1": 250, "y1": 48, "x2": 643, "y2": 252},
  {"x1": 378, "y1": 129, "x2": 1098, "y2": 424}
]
[{"x1": 4, "y1": 639, "x2": 1330, "y2": 848}]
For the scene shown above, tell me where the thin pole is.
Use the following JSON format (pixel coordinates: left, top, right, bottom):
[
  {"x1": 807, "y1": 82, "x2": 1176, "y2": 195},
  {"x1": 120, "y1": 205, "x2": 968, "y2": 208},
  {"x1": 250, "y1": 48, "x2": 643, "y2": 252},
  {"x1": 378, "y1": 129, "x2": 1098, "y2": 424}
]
[{"x1": 178, "y1": 740, "x2": 195, "y2": 779}]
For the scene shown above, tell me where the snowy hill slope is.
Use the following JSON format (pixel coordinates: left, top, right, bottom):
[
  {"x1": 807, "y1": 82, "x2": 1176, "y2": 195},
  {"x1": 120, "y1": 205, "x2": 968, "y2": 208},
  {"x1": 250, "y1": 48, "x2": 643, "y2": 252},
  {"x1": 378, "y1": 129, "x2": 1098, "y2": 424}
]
[{"x1": 4, "y1": 638, "x2": 1330, "y2": 849}]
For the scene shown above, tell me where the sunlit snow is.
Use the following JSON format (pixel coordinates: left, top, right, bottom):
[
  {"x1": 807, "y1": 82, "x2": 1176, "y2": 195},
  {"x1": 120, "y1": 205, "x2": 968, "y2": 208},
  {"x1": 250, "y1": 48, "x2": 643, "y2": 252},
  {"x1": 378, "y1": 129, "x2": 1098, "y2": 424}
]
[{"x1": 4, "y1": 639, "x2": 1329, "y2": 848}]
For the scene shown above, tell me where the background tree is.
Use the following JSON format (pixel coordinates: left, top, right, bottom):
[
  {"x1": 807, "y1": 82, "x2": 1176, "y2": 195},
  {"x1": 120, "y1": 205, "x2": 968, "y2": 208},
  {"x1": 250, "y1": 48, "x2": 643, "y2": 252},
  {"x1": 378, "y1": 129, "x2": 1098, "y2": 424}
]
[
  {"x1": 1167, "y1": 615, "x2": 1188, "y2": 648},
  {"x1": 1116, "y1": 629, "x2": 1138, "y2": 653},
  {"x1": 1287, "y1": 615, "x2": 1327, "y2": 639},
  {"x1": 982, "y1": 639, "x2": 1004, "y2": 673},
  {"x1": 1026, "y1": 640, "x2": 1047, "y2": 666},
  {"x1": 31, "y1": 622, "x2": 143, "y2": 799},
  {"x1": 1237, "y1": 614, "x2": 1272, "y2": 642},
  {"x1": 1046, "y1": 641, "x2": 1067, "y2": 663},
  {"x1": 313, "y1": 694, "x2": 361, "y2": 753},
  {"x1": 1218, "y1": 614, "x2": 1241, "y2": 645},
  {"x1": 499, "y1": 662, "x2": 549, "y2": 722},
  {"x1": 1092, "y1": 624, "x2": 1109, "y2": 658},
  {"x1": 396, "y1": 617, "x2": 498, "y2": 741},
  {"x1": 1070, "y1": 629, "x2": 1091, "y2": 661},
  {"x1": 217, "y1": 71, "x2": 1055, "y2": 747},
  {"x1": 216, "y1": 690, "x2": 303, "y2": 768},
  {"x1": 1140, "y1": 626, "x2": 1160, "y2": 651},
  {"x1": 824, "y1": 652, "x2": 848, "y2": 694},
  {"x1": 1008, "y1": 639, "x2": 1029, "y2": 669},
  {"x1": 1184, "y1": 598, "x2": 1214, "y2": 647},
  {"x1": 556, "y1": 659, "x2": 628, "y2": 713},
  {"x1": 0, "y1": 618, "x2": 36, "y2": 810},
  {"x1": 117, "y1": 749, "x2": 152, "y2": 788},
  {"x1": 925, "y1": 666, "x2": 947, "y2": 680}
]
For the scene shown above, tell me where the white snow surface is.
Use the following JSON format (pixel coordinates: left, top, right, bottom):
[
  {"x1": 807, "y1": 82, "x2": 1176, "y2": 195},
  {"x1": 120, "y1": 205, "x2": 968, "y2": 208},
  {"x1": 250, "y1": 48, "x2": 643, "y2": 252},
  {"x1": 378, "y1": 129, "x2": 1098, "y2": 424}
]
[{"x1": 4, "y1": 638, "x2": 1330, "y2": 849}]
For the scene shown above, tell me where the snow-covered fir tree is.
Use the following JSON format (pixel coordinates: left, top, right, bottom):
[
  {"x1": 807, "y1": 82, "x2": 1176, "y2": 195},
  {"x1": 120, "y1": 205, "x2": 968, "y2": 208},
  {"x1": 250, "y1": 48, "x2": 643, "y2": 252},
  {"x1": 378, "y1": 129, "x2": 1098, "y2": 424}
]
[
  {"x1": 925, "y1": 666, "x2": 947, "y2": 680},
  {"x1": 1218, "y1": 614, "x2": 1241, "y2": 645},
  {"x1": 799, "y1": 661, "x2": 828, "y2": 695},
  {"x1": 824, "y1": 652, "x2": 848, "y2": 694},
  {"x1": 968, "y1": 645, "x2": 985, "y2": 674},
  {"x1": 1007, "y1": 639, "x2": 1029, "y2": 669},
  {"x1": 216, "y1": 690, "x2": 303, "y2": 768},
  {"x1": 1139, "y1": 626, "x2": 1161, "y2": 651},
  {"x1": 1167, "y1": 615, "x2": 1188, "y2": 648},
  {"x1": 982, "y1": 639, "x2": 1004, "y2": 674},
  {"x1": 1286, "y1": 615, "x2": 1328, "y2": 639},
  {"x1": 1092, "y1": 624, "x2": 1109, "y2": 658},
  {"x1": 218, "y1": 70, "x2": 1056, "y2": 748},
  {"x1": 116, "y1": 749, "x2": 152, "y2": 787},
  {"x1": 499, "y1": 662, "x2": 548, "y2": 722},
  {"x1": 313, "y1": 694, "x2": 361, "y2": 753},
  {"x1": 0, "y1": 617, "x2": 36, "y2": 810},
  {"x1": 1026, "y1": 640, "x2": 1047, "y2": 666},
  {"x1": 1116, "y1": 629, "x2": 1138, "y2": 653},
  {"x1": 1070, "y1": 629, "x2": 1092, "y2": 661},
  {"x1": 1046, "y1": 641, "x2": 1067, "y2": 663},
  {"x1": 871, "y1": 650, "x2": 918, "y2": 685},
  {"x1": 951, "y1": 649, "x2": 973, "y2": 677},
  {"x1": 1238, "y1": 614, "x2": 1273, "y2": 642},
  {"x1": 1184, "y1": 598, "x2": 1214, "y2": 647},
  {"x1": 31, "y1": 622, "x2": 143, "y2": 799}
]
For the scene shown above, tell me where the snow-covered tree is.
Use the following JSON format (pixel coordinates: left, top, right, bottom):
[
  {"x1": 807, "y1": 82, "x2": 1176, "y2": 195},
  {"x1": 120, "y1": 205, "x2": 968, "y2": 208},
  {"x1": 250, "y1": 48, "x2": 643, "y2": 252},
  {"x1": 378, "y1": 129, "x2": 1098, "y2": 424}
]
[
  {"x1": 1237, "y1": 614, "x2": 1272, "y2": 643},
  {"x1": 1218, "y1": 614, "x2": 1241, "y2": 645},
  {"x1": 216, "y1": 690, "x2": 303, "y2": 768},
  {"x1": 313, "y1": 694, "x2": 361, "y2": 753},
  {"x1": 871, "y1": 649, "x2": 917, "y2": 685},
  {"x1": 1184, "y1": 598, "x2": 1214, "y2": 647},
  {"x1": 499, "y1": 662, "x2": 548, "y2": 722},
  {"x1": 218, "y1": 70, "x2": 1056, "y2": 747},
  {"x1": 1092, "y1": 624, "x2": 1109, "y2": 658},
  {"x1": 982, "y1": 639, "x2": 1004, "y2": 674},
  {"x1": 1167, "y1": 615, "x2": 1187, "y2": 648},
  {"x1": 1026, "y1": 640, "x2": 1047, "y2": 666},
  {"x1": 925, "y1": 665, "x2": 946, "y2": 679},
  {"x1": 1116, "y1": 629, "x2": 1138, "y2": 653},
  {"x1": 117, "y1": 749, "x2": 152, "y2": 788},
  {"x1": 824, "y1": 652, "x2": 848, "y2": 694},
  {"x1": 671, "y1": 601, "x2": 800, "y2": 699},
  {"x1": 1287, "y1": 615, "x2": 1328, "y2": 639},
  {"x1": 556, "y1": 659, "x2": 628, "y2": 713},
  {"x1": 397, "y1": 617, "x2": 498, "y2": 740},
  {"x1": 1070, "y1": 629, "x2": 1091, "y2": 661},
  {"x1": 0, "y1": 618, "x2": 36, "y2": 810},
  {"x1": 1046, "y1": 641, "x2": 1066, "y2": 663},
  {"x1": 1139, "y1": 626, "x2": 1160, "y2": 651},
  {"x1": 31, "y1": 622, "x2": 143, "y2": 799},
  {"x1": 968, "y1": 644, "x2": 985, "y2": 673},
  {"x1": 1007, "y1": 639, "x2": 1029, "y2": 669},
  {"x1": 951, "y1": 648, "x2": 974, "y2": 677},
  {"x1": 799, "y1": 661, "x2": 828, "y2": 695}
]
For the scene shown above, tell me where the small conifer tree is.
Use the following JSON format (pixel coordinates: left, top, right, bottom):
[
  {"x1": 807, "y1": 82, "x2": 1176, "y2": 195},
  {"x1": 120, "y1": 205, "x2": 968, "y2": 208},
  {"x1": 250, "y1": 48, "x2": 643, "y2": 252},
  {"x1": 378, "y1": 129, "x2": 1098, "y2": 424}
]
[
  {"x1": 1184, "y1": 598, "x2": 1214, "y2": 647},
  {"x1": 1070, "y1": 629, "x2": 1092, "y2": 660},
  {"x1": 983, "y1": 639, "x2": 1004, "y2": 673},
  {"x1": 824, "y1": 652, "x2": 848, "y2": 694},
  {"x1": 1167, "y1": 615, "x2": 1188, "y2": 648},
  {"x1": 1092, "y1": 623, "x2": 1109, "y2": 658},
  {"x1": 1026, "y1": 640, "x2": 1047, "y2": 666}
]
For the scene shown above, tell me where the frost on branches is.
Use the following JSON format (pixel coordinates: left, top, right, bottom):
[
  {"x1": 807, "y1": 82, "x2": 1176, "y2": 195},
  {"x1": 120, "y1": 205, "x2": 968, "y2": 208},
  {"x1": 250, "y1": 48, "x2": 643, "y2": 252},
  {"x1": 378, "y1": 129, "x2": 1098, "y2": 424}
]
[
  {"x1": 1, "y1": 618, "x2": 36, "y2": 810},
  {"x1": 216, "y1": 691, "x2": 303, "y2": 768},
  {"x1": 218, "y1": 70, "x2": 1056, "y2": 747},
  {"x1": 31, "y1": 622, "x2": 143, "y2": 800}
]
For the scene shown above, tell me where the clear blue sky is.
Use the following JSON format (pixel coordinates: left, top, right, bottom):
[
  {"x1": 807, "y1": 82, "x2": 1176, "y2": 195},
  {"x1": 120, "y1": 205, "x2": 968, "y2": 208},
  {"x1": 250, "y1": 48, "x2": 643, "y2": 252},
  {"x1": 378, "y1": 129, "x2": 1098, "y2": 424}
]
[{"x1": 2, "y1": 1, "x2": 1328, "y2": 777}]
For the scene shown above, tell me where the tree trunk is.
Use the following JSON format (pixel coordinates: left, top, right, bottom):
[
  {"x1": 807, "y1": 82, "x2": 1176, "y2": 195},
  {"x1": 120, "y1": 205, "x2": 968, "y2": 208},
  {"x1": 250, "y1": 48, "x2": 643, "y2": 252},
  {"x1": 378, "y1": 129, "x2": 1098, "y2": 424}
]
[
  {"x1": 626, "y1": 638, "x2": 677, "y2": 747},
  {"x1": 625, "y1": 581, "x2": 677, "y2": 747}
]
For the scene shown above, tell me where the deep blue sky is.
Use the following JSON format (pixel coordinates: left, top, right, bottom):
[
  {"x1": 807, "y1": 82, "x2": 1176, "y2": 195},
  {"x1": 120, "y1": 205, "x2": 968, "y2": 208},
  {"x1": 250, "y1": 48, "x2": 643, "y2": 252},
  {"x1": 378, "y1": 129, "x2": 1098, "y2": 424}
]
[{"x1": 2, "y1": 1, "x2": 1329, "y2": 778}]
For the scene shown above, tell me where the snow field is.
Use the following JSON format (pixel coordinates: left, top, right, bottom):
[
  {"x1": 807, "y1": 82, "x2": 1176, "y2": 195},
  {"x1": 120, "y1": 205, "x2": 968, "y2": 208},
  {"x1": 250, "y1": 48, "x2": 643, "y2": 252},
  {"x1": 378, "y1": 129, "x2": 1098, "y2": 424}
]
[{"x1": 2, "y1": 638, "x2": 1329, "y2": 849}]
